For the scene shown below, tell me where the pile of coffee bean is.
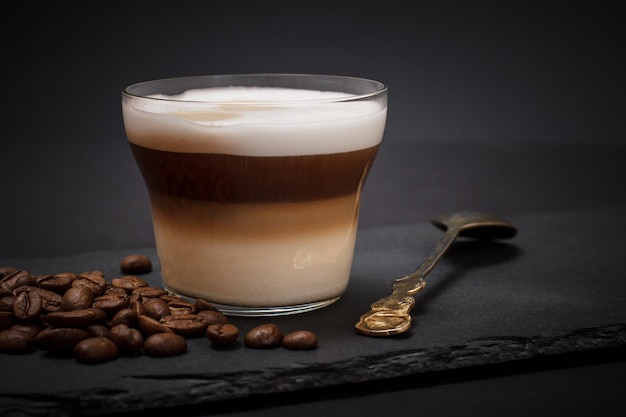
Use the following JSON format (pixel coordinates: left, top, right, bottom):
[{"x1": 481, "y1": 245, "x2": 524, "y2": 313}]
[{"x1": 0, "y1": 254, "x2": 318, "y2": 364}]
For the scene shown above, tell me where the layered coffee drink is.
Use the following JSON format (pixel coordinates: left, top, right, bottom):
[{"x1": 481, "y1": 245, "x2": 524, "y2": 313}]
[{"x1": 122, "y1": 76, "x2": 387, "y2": 315}]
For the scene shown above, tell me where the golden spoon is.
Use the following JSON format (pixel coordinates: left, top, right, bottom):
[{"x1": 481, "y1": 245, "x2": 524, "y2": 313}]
[{"x1": 355, "y1": 212, "x2": 517, "y2": 337}]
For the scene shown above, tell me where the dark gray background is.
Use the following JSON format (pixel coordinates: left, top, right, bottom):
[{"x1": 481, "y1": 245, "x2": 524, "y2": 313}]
[
  {"x1": 3, "y1": 1, "x2": 624, "y2": 259},
  {"x1": 1, "y1": 1, "x2": 625, "y2": 416}
]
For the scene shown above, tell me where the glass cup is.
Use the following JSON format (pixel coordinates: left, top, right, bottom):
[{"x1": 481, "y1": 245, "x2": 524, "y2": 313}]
[{"x1": 121, "y1": 74, "x2": 387, "y2": 316}]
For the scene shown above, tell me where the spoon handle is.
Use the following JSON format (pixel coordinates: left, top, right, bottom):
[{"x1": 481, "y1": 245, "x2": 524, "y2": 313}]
[
  {"x1": 356, "y1": 226, "x2": 463, "y2": 336},
  {"x1": 367, "y1": 226, "x2": 461, "y2": 311},
  {"x1": 356, "y1": 212, "x2": 517, "y2": 336},
  {"x1": 392, "y1": 226, "x2": 461, "y2": 296}
]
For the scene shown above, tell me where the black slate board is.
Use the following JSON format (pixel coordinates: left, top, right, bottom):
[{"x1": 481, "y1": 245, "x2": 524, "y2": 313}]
[{"x1": 1, "y1": 207, "x2": 626, "y2": 417}]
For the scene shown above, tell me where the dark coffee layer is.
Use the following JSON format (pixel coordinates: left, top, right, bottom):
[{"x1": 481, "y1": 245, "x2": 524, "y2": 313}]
[{"x1": 130, "y1": 143, "x2": 379, "y2": 203}]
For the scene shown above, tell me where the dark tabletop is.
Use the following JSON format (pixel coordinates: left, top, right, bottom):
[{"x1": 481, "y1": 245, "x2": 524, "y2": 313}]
[{"x1": 2, "y1": 2, "x2": 625, "y2": 416}]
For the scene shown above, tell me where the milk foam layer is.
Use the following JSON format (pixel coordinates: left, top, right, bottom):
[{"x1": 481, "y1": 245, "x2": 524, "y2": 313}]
[{"x1": 123, "y1": 87, "x2": 387, "y2": 156}]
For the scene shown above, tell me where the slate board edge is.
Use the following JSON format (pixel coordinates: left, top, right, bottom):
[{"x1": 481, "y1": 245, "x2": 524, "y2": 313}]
[{"x1": 2, "y1": 323, "x2": 625, "y2": 417}]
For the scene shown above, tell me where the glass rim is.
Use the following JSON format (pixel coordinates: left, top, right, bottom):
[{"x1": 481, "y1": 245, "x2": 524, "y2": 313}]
[{"x1": 122, "y1": 73, "x2": 387, "y2": 105}]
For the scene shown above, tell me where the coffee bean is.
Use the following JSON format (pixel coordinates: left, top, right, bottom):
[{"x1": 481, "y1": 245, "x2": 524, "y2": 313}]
[
  {"x1": 108, "y1": 324, "x2": 144, "y2": 355},
  {"x1": 137, "y1": 314, "x2": 174, "y2": 336},
  {"x1": 195, "y1": 298, "x2": 220, "y2": 313},
  {"x1": 129, "y1": 295, "x2": 146, "y2": 317},
  {"x1": 197, "y1": 309, "x2": 228, "y2": 325},
  {"x1": 143, "y1": 297, "x2": 170, "y2": 320},
  {"x1": 86, "y1": 307, "x2": 108, "y2": 323},
  {"x1": 143, "y1": 332, "x2": 187, "y2": 357},
  {"x1": 105, "y1": 286, "x2": 128, "y2": 296},
  {"x1": 206, "y1": 323, "x2": 239, "y2": 347},
  {"x1": 120, "y1": 254, "x2": 152, "y2": 275},
  {"x1": 0, "y1": 328, "x2": 34, "y2": 353},
  {"x1": 111, "y1": 275, "x2": 149, "y2": 292},
  {"x1": 282, "y1": 330, "x2": 318, "y2": 350},
  {"x1": 87, "y1": 324, "x2": 110, "y2": 338},
  {"x1": 36, "y1": 272, "x2": 77, "y2": 294},
  {"x1": 10, "y1": 323, "x2": 42, "y2": 337},
  {"x1": 0, "y1": 270, "x2": 35, "y2": 296},
  {"x1": 13, "y1": 285, "x2": 62, "y2": 313},
  {"x1": 244, "y1": 324, "x2": 284, "y2": 349},
  {"x1": 74, "y1": 337, "x2": 119, "y2": 364},
  {"x1": 0, "y1": 266, "x2": 19, "y2": 279},
  {"x1": 92, "y1": 293, "x2": 130, "y2": 316},
  {"x1": 162, "y1": 297, "x2": 196, "y2": 315},
  {"x1": 44, "y1": 309, "x2": 97, "y2": 328},
  {"x1": 62, "y1": 285, "x2": 95, "y2": 311},
  {"x1": 132, "y1": 286, "x2": 167, "y2": 298},
  {"x1": 33, "y1": 327, "x2": 90, "y2": 352},
  {"x1": 72, "y1": 271, "x2": 107, "y2": 296},
  {"x1": 109, "y1": 308, "x2": 138, "y2": 327},
  {"x1": 160, "y1": 313, "x2": 208, "y2": 338},
  {"x1": 13, "y1": 290, "x2": 42, "y2": 322}
]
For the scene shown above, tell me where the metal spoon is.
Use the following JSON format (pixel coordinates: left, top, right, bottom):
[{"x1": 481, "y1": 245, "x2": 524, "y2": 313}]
[{"x1": 355, "y1": 212, "x2": 517, "y2": 337}]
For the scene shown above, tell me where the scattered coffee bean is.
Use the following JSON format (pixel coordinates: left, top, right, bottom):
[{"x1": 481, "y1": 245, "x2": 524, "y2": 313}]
[
  {"x1": 10, "y1": 323, "x2": 42, "y2": 338},
  {"x1": 108, "y1": 324, "x2": 144, "y2": 355},
  {"x1": 62, "y1": 285, "x2": 95, "y2": 311},
  {"x1": 13, "y1": 290, "x2": 42, "y2": 322},
  {"x1": 92, "y1": 292, "x2": 130, "y2": 316},
  {"x1": 195, "y1": 298, "x2": 220, "y2": 312},
  {"x1": 87, "y1": 307, "x2": 108, "y2": 323},
  {"x1": 129, "y1": 295, "x2": 146, "y2": 317},
  {"x1": 105, "y1": 286, "x2": 128, "y2": 296},
  {"x1": 160, "y1": 313, "x2": 208, "y2": 338},
  {"x1": 87, "y1": 324, "x2": 110, "y2": 338},
  {"x1": 109, "y1": 308, "x2": 138, "y2": 327},
  {"x1": 14, "y1": 285, "x2": 62, "y2": 313},
  {"x1": 120, "y1": 254, "x2": 152, "y2": 275},
  {"x1": 143, "y1": 297, "x2": 171, "y2": 320},
  {"x1": 111, "y1": 275, "x2": 149, "y2": 292},
  {"x1": 0, "y1": 261, "x2": 321, "y2": 363},
  {"x1": 197, "y1": 309, "x2": 228, "y2": 325},
  {"x1": 206, "y1": 323, "x2": 239, "y2": 347},
  {"x1": 74, "y1": 337, "x2": 119, "y2": 364},
  {"x1": 0, "y1": 270, "x2": 35, "y2": 296},
  {"x1": 244, "y1": 323, "x2": 284, "y2": 349},
  {"x1": 283, "y1": 330, "x2": 318, "y2": 350},
  {"x1": 137, "y1": 314, "x2": 174, "y2": 336},
  {"x1": 36, "y1": 272, "x2": 76, "y2": 294},
  {"x1": 0, "y1": 328, "x2": 34, "y2": 354},
  {"x1": 163, "y1": 297, "x2": 196, "y2": 315},
  {"x1": 143, "y1": 332, "x2": 187, "y2": 357},
  {"x1": 44, "y1": 309, "x2": 98, "y2": 328},
  {"x1": 33, "y1": 327, "x2": 90, "y2": 352},
  {"x1": 72, "y1": 271, "x2": 107, "y2": 297},
  {"x1": 0, "y1": 266, "x2": 19, "y2": 279},
  {"x1": 132, "y1": 286, "x2": 167, "y2": 298}
]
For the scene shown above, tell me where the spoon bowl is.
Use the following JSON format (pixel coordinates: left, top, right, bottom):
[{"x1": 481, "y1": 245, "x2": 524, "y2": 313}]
[{"x1": 432, "y1": 212, "x2": 518, "y2": 240}]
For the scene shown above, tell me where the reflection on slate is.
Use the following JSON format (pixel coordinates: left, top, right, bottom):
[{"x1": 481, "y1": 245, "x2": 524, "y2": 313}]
[{"x1": 1, "y1": 207, "x2": 625, "y2": 417}]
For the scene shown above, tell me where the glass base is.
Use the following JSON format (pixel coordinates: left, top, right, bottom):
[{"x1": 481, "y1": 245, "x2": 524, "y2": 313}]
[{"x1": 163, "y1": 285, "x2": 340, "y2": 317}]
